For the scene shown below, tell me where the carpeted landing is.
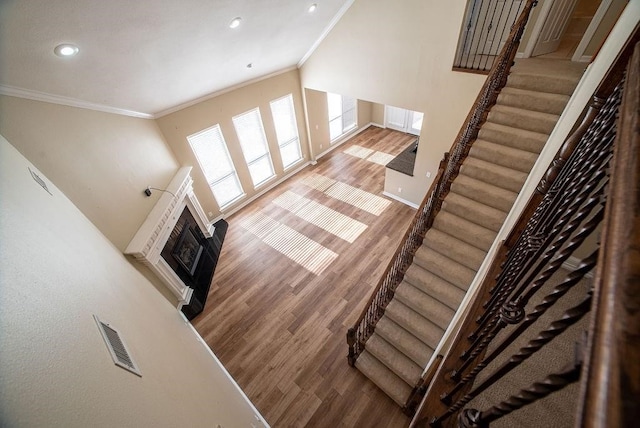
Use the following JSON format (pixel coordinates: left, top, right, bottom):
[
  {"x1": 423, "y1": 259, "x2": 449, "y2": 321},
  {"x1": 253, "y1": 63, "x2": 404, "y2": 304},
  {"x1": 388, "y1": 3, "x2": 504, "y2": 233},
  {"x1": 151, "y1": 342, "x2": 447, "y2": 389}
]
[{"x1": 354, "y1": 58, "x2": 586, "y2": 406}]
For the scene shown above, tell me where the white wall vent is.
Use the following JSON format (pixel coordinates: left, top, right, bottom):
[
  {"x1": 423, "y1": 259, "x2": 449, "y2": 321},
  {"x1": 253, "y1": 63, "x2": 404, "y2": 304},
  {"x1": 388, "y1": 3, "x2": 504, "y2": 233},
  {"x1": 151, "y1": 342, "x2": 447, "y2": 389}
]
[{"x1": 94, "y1": 315, "x2": 142, "y2": 377}]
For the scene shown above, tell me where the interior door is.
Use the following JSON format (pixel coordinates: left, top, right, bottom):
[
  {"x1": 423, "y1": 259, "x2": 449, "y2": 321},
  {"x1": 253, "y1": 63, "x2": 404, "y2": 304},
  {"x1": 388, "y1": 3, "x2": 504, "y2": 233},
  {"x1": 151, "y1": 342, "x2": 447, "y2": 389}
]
[
  {"x1": 385, "y1": 106, "x2": 423, "y2": 136},
  {"x1": 532, "y1": 0, "x2": 579, "y2": 56},
  {"x1": 385, "y1": 106, "x2": 408, "y2": 131}
]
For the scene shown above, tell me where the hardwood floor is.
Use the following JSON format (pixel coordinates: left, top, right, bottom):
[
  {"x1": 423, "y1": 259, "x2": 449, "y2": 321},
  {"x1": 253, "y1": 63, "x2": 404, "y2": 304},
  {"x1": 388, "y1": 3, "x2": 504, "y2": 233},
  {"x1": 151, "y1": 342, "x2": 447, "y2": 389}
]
[{"x1": 192, "y1": 126, "x2": 419, "y2": 427}]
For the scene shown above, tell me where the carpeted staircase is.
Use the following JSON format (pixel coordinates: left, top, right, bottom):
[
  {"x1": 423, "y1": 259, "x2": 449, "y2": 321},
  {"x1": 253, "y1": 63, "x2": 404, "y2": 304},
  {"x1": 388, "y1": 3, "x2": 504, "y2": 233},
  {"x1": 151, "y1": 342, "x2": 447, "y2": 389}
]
[{"x1": 355, "y1": 58, "x2": 586, "y2": 406}]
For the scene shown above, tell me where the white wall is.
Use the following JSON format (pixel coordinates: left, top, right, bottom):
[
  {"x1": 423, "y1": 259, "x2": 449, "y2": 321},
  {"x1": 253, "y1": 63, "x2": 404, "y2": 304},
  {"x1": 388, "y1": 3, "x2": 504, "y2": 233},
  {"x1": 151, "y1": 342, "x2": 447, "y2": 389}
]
[
  {"x1": 300, "y1": 0, "x2": 487, "y2": 205},
  {"x1": 0, "y1": 135, "x2": 266, "y2": 427},
  {"x1": 0, "y1": 95, "x2": 180, "y2": 251}
]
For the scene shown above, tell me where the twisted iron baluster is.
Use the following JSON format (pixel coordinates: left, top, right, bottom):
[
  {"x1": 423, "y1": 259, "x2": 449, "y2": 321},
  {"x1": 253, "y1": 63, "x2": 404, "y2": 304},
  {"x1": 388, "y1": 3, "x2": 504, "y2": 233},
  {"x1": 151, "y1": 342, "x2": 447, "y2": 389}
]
[
  {"x1": 435, "y1": 292, "x2": 592, "y2": 425},
  {"x1": 441, "y1": 249, "x2": 597, "y2": 401}
]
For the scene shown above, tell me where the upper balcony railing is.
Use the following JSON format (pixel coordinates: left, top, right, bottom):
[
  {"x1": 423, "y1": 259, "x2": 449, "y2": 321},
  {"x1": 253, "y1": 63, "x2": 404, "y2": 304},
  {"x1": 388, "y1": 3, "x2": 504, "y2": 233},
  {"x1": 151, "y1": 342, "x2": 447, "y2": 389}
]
[{"x1": 453, "y1": 0, "x2": 528, "y2": 73}]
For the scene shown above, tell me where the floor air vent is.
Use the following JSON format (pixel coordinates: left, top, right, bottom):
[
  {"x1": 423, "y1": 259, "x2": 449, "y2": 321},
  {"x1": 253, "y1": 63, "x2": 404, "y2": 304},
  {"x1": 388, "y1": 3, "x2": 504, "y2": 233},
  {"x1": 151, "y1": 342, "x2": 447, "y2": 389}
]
[{"x1": 94, "y1": 315, "x2": 142, "y2": 377}]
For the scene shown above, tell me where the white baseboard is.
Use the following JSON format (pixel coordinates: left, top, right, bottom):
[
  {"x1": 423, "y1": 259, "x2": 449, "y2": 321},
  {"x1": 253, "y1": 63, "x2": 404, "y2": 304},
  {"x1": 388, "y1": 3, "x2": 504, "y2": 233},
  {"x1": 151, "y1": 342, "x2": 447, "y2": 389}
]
[
  {"x1": 371, "y1": 122, "x2": 385, "y2": 128},
  {"x1": 382, "y1": 191, "x2": 419, "y2": 209},
  {"x1": 577, "y1": 55, "x2": 592, "y2": 63},
  {"x1": 515, "y1": 52, "x2": 526, "y2": 59},
  {"x1": 214, "y1": 160, "x2": 312, "y2": 220},
  {"x1": 561, "y1": 255, "x2": 594, "y2": 278}
]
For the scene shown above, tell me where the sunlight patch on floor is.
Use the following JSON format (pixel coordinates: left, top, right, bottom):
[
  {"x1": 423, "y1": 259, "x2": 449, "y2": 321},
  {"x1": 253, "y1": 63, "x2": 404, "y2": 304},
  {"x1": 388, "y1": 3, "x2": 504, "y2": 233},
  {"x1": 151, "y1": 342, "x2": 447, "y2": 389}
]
[
  {"x1": 343, "y1": 145, "x2": 374, "y2": 159},
  {"x1": 343, "y1": 145, "x2": 396, "y2": 167},
  {"x1": 367, "y1": 151, "x2": 396, "y2": 166},
  {"x1": 301, "y1": 173, "x2": 392, "y2": 216},
  {"x1": 239, "y1": 212, "x2": 280, "y2": 239},
  {"x1": 264, "y1": 225, "x2": 338, "y2": 275},
  {"x1": 239, "y1": 212, "x2": 337, "y2": 275},
  {"x1": 324, "y1": 182, "x2": 391, "y2": 216},
  {"x1": 273, "y1": 191, "x2": 368, "y2": 243},
  {"x1": 300, "y1": 174, "x2": 336, "y2": 192}
]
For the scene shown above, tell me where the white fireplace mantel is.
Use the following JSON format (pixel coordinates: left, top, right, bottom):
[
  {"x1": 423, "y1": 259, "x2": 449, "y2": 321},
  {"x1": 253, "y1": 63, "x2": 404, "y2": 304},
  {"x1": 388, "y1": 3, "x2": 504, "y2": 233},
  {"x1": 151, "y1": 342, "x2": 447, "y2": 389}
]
[{"x1": 125, "y1": 167, "x2": 213, "y2": 306}]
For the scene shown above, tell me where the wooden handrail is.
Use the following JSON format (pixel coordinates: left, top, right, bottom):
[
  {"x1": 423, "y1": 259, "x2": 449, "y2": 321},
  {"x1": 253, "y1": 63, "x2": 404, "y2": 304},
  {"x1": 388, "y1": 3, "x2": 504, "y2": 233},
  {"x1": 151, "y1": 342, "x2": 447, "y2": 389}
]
[
  {"x1": 345, "y1": 0, "x2": 539, "y2": 409},
  {"x1": 577, "y1": 41, "x2": 640, "y2": 428}
]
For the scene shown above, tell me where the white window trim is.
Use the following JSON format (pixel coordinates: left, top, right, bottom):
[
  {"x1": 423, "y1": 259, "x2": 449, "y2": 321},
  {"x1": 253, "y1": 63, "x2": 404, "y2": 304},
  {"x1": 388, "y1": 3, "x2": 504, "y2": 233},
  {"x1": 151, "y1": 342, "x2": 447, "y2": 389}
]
[
  {"x1": 270, "y1": 94, "x2": 304, "y2": 170},
  {"x1": 187, "y1": 124, "x2": 245, "y2": 209},
  {"x1": 233, "y1": 107, "x2": 276, "y2": 189}
]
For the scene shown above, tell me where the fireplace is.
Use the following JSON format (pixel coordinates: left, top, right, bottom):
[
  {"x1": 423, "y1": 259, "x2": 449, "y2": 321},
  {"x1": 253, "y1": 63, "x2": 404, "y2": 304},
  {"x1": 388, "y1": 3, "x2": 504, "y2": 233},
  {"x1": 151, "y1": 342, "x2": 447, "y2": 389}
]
[{"x1": 124, "y1": 167, "x2": 215, "y2": 308}]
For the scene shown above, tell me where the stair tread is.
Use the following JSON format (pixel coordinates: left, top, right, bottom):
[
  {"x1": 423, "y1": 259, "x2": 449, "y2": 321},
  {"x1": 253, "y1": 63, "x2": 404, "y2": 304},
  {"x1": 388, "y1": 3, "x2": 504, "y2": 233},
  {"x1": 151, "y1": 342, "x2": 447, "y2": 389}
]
[
  {"x1": 432, "y1": 211, "x2": 496, "y2": 253},
  {"x1": 488, "y1": 104, "x2": 559, "y2": 135},
  {"x1": 506, "y1": 71, "x2": 581, "y2": 96},
  {"x1": 423, "y1": 228, "x2": 486, "y2": 271},
  {"x1": 404, "y1": 264, "x2": 467, "y2": 311},
  {"x1": 442, "y1": 192, "x2": 507, "y2": 233},
  {"x1": 413, "y1": 245, "x2": 477, "y2": 290},
  {"x1": 385, "y1": 299, "x2": 444, "y2": 350},
  {"x1": 376, "y1": 316, "x2": 434, "y2": 368},
  {"x1": 367, "y1": 333, "x2": 422, "y2": 386},
  {"x1": 478, "y1": 122, "x2": 549, "y2": 154},
  {"x1": 460, "y1": 156, "x2": 528, "y2": 193},
  {"x1": 498, "y1": 87, "x2": 570, "y2": 115},
  {"x1": 355, "y1": 350, "x2": 412, "y2": 406},
  {"x1": 469, "y1": 140, "x2": 539, "y2": 173},
  {"x1": 451, "y1": 174, "x2": 518, "y2": 213},
  {"x1": 395, "y1": 281, "x2": 456, "y2": 330}
]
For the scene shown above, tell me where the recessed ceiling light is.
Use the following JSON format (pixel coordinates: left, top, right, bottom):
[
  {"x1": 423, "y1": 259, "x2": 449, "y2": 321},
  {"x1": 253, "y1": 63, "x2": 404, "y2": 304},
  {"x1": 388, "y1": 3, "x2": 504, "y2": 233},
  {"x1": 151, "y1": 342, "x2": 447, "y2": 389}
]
[
  {"x1": 54, "y1": 43, "x2": 79, "y2": 57},
  {"x1": 229, "y1": 17, "x2": 242, "y2": 29},
  {"x1": 308, "y1": 4, "x2": 317, "y2": 13}
]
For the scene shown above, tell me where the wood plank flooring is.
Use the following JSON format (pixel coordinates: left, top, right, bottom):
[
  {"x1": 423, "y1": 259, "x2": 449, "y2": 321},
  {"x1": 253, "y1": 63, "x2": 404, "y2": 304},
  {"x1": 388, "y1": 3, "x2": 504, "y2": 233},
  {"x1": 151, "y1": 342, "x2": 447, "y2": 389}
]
[{"x1": 192, "y1": 126, "x2": 419, "y2": 427}]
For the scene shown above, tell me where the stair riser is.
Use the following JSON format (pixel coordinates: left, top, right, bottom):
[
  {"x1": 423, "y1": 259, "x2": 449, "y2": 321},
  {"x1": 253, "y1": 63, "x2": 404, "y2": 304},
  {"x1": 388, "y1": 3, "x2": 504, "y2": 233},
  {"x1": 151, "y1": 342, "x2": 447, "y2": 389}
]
[
  {"x1": 404, "y1": 265, "x2": 466, "y2": 311},
  {"x1": 413, "y1": 246, "x2": 476, "y2": 290},
  {"x1": 432, "y1": 211, "x2": 496, "y2": 253},
  {"x1": 442, "y1": 195, "x2": 506, "y2": 233},
  {"x1": 507, "y1": 73, "x2": 578, "y2": 96},
  {"x1": 367, "y1": 334, "x2": 422, "y2": 386},
  {"x1": 497, "y1": 91, "x2": 569, "y2": 115},
  {"x1": 386, "y1": 300, "x2": 444, "y2": 350},
  {"x1": 469, "y1": 143, "x2": 537, "y2": 174},
  {"x1": 395, "y1": 282, "x2": 455, "y2": 330},
  {"x1": 376, "y1": 317, "x2": 433, "y2": 367},
  {"x1": 451, "y1": 178, "x2": 517, "y2": 213},
  {"x1": 460, "y1": 161, "x2": 527, "y2": 193},
  {"x1": 488, "y1": 109, "x2": 558, "y2": 135},
  {"x1": 478, "y1": 125, "x2": 547, "y2": 153}
]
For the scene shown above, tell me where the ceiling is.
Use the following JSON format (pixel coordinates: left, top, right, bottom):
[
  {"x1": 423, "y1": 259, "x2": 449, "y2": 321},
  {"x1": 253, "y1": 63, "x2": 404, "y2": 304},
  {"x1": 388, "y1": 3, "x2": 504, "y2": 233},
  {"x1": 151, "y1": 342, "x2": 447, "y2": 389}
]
[{"x1": 0, "y1": 0, "x2": 351, "y2": 117}]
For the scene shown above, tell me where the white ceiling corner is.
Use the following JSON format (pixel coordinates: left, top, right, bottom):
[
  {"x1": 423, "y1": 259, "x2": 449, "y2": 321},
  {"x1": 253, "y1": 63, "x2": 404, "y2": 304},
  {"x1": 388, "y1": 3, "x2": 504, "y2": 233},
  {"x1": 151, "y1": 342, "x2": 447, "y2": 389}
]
[{"x1": 0, "y1": 0, "x2": 351, "y2": 118}]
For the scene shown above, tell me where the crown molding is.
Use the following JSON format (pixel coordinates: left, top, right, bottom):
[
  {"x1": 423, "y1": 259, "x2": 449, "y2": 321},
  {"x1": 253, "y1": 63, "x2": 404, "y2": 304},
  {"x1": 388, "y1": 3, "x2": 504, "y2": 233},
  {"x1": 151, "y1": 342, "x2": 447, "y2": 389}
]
[
  {"x1": 154, "y1": 66, "x2": 299, "y2": 118},
  {"x1": 0, "y1": 84, "x2": 154, "y2": 119},
  {"x1": 298, "y1": 0, "x2": 355, "y2": 68}
]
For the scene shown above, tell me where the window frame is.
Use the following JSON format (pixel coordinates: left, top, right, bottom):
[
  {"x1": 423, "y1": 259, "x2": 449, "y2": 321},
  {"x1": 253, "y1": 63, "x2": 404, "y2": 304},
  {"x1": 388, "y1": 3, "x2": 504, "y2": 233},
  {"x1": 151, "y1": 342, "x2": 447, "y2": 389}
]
[
  {"x1": 327, "y1": 93, "x2": 357, "y2": 142},
  {"x1": 232, "y1": 107, "x2": 276, "y2": 188},
  {"x1": 270, "y1": 94, "x2": 303, "y2": 170},
  {"x1": 187, "y1": 124, "x2": 245, "y2": 209}
]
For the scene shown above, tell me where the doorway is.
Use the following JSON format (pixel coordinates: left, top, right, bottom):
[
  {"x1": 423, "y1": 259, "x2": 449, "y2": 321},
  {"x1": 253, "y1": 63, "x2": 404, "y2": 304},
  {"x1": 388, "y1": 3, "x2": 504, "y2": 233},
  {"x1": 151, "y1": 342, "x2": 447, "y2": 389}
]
[
  {"x1": 525, "y1": 0, "x2": 628, "y2": 61},
  {"x1": 385, "y1": 105, "x2": 424, "y2": 136}
]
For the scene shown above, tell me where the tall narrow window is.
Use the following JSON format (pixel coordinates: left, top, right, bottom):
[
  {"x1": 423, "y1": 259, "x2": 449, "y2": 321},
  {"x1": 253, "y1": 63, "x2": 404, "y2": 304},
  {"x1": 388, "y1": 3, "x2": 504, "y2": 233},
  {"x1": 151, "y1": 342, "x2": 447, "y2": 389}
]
[
  {"x1": 270, "y1": 94, "x2": 303, "y2": 169},
  {"x1": 327, "y1": 93, "x2": 357, "y2": 141},
  {"x1": 187, "y1": 125, "x2": 244, "y2": 208},
  {"x1": 233, "y1": 108, "x2": 275, "y2": 187}
]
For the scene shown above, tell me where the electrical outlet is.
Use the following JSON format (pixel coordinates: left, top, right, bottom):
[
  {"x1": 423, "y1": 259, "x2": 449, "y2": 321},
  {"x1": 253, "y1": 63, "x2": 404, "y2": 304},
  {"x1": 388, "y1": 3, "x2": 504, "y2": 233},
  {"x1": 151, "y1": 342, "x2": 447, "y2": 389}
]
[
  {"x1": 320, "y1": 144, "x2": 323, "y2": 149},
  {"x1": 398, "y1": 187, "x2": 402, "y2": 193},
  {"x1": 426, "y1": 171, "x2": 431, "y2": 178}
]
